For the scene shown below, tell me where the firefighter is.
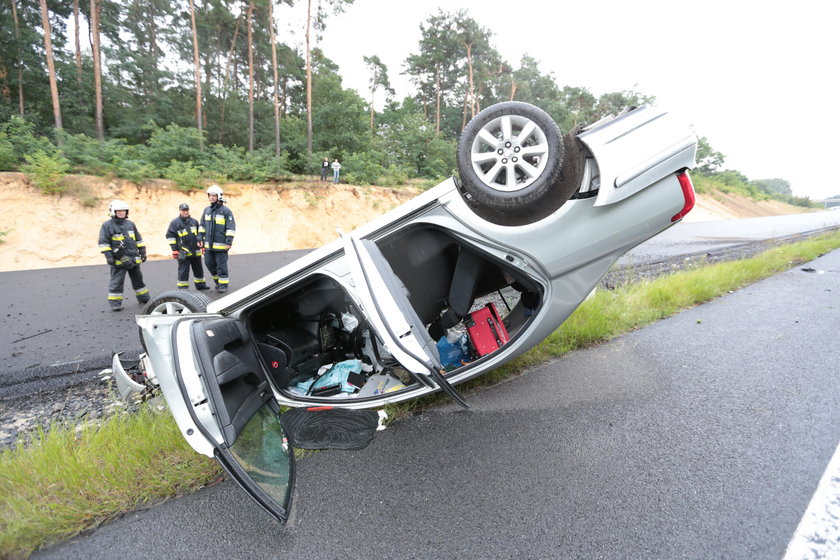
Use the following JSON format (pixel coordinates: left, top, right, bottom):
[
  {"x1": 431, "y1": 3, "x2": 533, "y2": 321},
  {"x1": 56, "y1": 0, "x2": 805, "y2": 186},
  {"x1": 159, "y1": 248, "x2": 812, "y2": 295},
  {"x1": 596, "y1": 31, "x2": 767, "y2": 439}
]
[
  {"x1": 98, "y1": 199, "x2": 150, "y2": 311},
  {"x1": 199, "y1": 185, "x2": 236, "y2": 292},
  {"x1": 165, "y1": 203, "x2": 209, "y2": 290}
]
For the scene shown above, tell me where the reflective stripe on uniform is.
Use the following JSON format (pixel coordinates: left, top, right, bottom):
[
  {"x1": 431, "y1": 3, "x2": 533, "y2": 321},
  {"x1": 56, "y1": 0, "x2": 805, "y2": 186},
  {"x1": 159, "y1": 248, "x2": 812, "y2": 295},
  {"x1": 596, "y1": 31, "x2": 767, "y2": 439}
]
[
  {"x1": 108, "y1": 293, "x2": 123, "y2": 301},
  {"x1": 135, "y1": 287, "x2": 149, "y2": 296},
  {"x1": 211, "y1": 243, "x2": 228, "y2": 250}
]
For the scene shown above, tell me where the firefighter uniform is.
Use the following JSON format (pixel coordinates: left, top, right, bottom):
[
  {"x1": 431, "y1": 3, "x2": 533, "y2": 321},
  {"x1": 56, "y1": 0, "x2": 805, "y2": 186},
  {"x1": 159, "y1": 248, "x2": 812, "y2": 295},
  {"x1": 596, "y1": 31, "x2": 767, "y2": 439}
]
[
  {"x1": 98, "y1": 213, "x2": 149, "y2": 310},
  {"x1": 199, "y1": 199, "x2": 236, "y2": 292},
  {"x1": 165, "y1": 209, "x2": 208, "y2": 290}
]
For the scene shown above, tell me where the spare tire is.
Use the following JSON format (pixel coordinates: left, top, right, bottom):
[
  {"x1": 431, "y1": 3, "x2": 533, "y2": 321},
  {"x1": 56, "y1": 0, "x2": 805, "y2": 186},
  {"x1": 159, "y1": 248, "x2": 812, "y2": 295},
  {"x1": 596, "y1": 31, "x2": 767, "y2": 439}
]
[{"x1": 457, "y1": 101, "x2": 573, "y2": 226}]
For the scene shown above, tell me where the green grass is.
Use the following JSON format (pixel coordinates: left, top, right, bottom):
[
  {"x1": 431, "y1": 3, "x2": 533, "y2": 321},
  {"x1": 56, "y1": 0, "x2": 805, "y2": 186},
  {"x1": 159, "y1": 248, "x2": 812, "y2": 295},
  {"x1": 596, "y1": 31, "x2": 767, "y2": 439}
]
[
  {"x1": 3, "y1": 230, "x2": 840, "y2": 558},
  {"x1": 0, "y1": 405, "x2": 220, "y2": 558}
]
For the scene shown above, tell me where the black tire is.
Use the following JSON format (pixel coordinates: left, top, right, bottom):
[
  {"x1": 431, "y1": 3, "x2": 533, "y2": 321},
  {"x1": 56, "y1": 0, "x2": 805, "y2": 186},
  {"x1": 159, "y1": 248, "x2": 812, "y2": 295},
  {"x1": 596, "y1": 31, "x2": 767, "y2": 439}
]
[
  {"x1": 139, "y1": 290, "x2": 212, "y2": 353},
  {"x1": 142, "y1": 290, "x2": 212, "y2": 315},
  {"x1": 457, "y1": 101, "x2": 573, "y2": 226}
]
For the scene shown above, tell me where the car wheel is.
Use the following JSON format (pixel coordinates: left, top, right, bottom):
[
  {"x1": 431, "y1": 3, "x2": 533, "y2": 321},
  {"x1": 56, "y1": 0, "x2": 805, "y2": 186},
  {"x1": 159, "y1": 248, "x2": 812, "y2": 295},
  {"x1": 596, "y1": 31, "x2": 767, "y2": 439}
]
[
  {"x1": 457, "y1": 101, "x2": 571, "y2": 226},
  {"x1": 139, "y1": 290, "x2": 212, "y2": 353},
  {"x1": 143, "y1": 290, "x2": 212, "y2": 315}
]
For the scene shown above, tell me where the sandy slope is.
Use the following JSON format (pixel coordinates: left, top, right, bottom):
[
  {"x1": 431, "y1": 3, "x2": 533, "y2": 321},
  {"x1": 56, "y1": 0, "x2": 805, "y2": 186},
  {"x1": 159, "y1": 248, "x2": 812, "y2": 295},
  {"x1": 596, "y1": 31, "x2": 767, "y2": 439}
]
[{"x1": 0, "y1": 172, "x2": 808, "y2": 272}]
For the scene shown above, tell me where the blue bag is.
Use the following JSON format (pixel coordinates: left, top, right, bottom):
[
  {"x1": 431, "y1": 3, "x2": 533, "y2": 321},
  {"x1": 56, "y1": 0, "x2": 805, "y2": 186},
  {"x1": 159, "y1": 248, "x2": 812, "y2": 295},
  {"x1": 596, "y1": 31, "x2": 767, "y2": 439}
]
[{"x1": 436, "y1": 334, "x2": 469, "y2": 369}]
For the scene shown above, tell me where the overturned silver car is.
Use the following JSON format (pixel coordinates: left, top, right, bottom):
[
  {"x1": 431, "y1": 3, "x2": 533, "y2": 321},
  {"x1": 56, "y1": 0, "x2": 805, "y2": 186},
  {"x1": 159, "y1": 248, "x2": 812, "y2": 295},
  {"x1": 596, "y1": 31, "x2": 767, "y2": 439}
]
[{"x1": 114, "y1": 101, "x2": 697, "y2": 522}]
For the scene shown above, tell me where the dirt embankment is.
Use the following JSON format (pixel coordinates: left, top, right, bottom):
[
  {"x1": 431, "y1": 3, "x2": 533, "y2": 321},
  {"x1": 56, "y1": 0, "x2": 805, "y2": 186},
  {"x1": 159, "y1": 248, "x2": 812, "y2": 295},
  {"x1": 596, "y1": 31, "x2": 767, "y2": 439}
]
[{"x1": 0, "y1": 172, "x2": 809, "y2": 272}]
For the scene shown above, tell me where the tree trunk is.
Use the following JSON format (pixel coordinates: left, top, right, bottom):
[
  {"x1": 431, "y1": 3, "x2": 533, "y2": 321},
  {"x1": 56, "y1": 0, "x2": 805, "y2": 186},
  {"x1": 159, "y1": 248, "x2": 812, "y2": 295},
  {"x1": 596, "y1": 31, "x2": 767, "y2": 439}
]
[
  {"x1": 150, "y1": 3, "x2": 158, "y2": 78},
  {"x1": 267, "y1": 0, "x2": 281, "y2": 159},
  {"x1": 40, "y1": 0, "x2": 63, "y2": 140},
  {"x1": 90, "y1": 0, "x2": 104, "y2": 139},
  {"x1": 305, "y1": 0, "x2": 313, "y2": 158},
  {"x1": 467, "y1": 43, "x2": 475, "y2": 118},
  {"x1": 10, "y1": 0, "x2": 24, "y2": 116},
  {"x1": 188, "y1": 0, "x2": 203, "y2": 133},
  {"x1": 219, "y1": 16, "x2": 241, "y2": 143},
  {"x1": 246, "y1": 0, "x2": 255, "y2": 152},
  {"x1": 434, "y1": 63, "x2": 441, "y2": 137},
  {"x1": 369, "y1": 91, "x2": 375, "y2": 131},
  {"x1": 72, "y1": 0, "x2": 82, "y2": 81}
]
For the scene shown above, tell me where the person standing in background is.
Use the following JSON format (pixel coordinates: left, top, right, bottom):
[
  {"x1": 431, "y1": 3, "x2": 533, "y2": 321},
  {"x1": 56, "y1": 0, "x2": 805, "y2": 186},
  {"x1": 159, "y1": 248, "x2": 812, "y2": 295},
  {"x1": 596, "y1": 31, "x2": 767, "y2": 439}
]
[
  {"x1": 320, "y1": 157, "x2": 330, "y2": 181},
  {"x1": 331, "y1": 158, "x2": 341, "y2": 184},
  {"x1": 98, "y1": 199, "x2": 149, "y2": 311},
  {"x1": 199, "y1": 185, "x2": 236, "y2": 293},
  {"x1": 166, "y1": 203, "x2": 208, "y2": 290}
]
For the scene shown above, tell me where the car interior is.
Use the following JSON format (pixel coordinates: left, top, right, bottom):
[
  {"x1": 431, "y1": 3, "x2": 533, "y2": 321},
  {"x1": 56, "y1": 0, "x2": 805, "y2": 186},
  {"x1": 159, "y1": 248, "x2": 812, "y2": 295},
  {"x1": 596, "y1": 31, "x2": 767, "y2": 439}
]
[{"x1": 246, "y1": 225, "x2": 543, "y2": 401}]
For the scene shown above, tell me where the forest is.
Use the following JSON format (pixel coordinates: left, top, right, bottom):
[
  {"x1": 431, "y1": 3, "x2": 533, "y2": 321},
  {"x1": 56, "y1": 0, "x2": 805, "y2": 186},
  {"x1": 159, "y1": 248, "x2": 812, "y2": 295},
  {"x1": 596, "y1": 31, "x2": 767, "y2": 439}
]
[{"x1": 0, "y1": 0, "x2": 815, "y2": 206}]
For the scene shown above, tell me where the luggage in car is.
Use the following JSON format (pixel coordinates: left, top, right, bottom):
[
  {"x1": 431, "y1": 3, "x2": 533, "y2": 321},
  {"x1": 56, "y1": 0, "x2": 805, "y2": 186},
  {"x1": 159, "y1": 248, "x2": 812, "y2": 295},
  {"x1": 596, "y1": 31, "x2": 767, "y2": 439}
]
[{"x1": 465, "y1": 303, "x2": 509, "y2": 357}]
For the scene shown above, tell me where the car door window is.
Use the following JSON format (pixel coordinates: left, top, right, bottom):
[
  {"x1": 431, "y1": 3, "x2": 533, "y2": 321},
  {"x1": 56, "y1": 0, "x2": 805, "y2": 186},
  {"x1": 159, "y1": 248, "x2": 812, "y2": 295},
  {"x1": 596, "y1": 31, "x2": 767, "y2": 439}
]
[{"x1": 177, "y1": 316, "x2": 295, "y2": 522}]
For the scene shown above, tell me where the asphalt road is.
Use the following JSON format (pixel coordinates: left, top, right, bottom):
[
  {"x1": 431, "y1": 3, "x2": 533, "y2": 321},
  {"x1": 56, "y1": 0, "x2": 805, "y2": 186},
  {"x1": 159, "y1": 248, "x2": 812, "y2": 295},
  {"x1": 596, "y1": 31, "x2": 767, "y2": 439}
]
[
  {"x1": 0, "y1": 250, "x2": 310, "y2": 397},
  {"x1": 2, "y1": 210, "x2": 840, "y2": 398},
  {"x1": 33, "y1": 236, "x2": 840, "y2": 559}
]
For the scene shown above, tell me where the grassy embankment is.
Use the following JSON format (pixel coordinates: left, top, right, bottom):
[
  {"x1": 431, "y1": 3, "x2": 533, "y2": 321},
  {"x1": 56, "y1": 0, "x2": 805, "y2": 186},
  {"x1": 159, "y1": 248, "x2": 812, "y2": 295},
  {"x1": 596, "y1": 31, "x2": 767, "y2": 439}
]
[{"x1": 2, "y1": 230, "x2": 840, "y2": 558}]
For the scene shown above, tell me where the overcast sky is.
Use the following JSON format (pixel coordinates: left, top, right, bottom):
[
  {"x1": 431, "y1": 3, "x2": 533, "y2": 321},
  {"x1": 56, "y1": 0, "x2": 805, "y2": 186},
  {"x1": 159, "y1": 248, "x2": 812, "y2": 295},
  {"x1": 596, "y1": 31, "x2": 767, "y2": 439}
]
[{"x1": 278, "y1": 0, "x2": 839, "y2": 200}]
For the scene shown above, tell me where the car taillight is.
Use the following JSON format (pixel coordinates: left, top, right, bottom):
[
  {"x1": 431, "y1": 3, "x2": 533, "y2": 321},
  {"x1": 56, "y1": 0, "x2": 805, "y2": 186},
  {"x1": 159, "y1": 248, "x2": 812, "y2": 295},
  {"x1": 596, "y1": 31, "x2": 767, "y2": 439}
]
[{"x1": 671, "y1": 171, "x2": 695, "y2": 222}]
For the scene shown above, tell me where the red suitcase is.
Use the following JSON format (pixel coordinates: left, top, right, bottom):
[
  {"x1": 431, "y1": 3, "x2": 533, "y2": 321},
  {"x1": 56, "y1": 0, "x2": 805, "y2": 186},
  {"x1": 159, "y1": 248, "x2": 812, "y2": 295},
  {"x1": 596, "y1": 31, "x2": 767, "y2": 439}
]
[{"x1": 465, "y1": 303, "x2": 510, "y2": 357}]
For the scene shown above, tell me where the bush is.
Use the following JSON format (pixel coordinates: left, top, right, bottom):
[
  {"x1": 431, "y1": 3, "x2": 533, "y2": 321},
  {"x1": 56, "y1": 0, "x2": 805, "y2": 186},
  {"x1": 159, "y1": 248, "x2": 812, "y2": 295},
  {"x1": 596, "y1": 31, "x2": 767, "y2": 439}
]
[
  {"x1": 146, "y1": 124, "x2": 206, "y2": 168},
  {"x1": 164, "y1": 160, "x2": 203, "y2": 192},
  {"x1": 204, "y1": 145, "x2": 289, "y2": 183},
  {"x1": 341, "y1": 152, "x2": 387, "y2": 185},
  {"x1": 21, "y1": 150, "x2": 71, "y2": 194},
  {"x1": 58, "y1": 133, "x2": 116, "y2": 175},
  {"x1": 0, "y1": 117, "x2": 55, "y2": 165},
  {"x1": 0, "y1": 133, "x2": 16, "y2": 171},
  {"x1": 112, "y1": 157, "x2": 158, "y2": 184}
]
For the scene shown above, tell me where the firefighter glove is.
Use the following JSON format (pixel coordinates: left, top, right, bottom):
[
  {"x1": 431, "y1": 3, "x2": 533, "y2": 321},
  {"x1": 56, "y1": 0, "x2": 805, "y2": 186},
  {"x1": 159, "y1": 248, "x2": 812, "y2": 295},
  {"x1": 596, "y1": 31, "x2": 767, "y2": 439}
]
[
  {"x1": 105, "y1": 255, "x2": 115, "y2": 266},
  {"x1": 141, "y1": 254, "x2": 147, "y2": 262}
]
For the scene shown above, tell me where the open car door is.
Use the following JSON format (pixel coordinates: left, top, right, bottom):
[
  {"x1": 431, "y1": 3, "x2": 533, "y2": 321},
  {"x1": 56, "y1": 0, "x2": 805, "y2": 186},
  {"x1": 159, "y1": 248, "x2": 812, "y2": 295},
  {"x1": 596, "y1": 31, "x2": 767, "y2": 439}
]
[
  {"x1": 341, "y1": 233, "x2": 469, "y2": 408},
  {"x1": 137, "y1": 314, "x2": 295, "y2": 523}
]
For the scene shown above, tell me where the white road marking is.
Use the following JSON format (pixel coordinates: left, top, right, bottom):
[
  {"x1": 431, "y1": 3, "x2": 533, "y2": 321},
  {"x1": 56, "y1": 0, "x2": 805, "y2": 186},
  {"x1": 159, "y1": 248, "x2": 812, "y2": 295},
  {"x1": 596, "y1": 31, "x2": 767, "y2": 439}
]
[{"x1": 784, "y1": 441, "x2": 840, "y2": 560}]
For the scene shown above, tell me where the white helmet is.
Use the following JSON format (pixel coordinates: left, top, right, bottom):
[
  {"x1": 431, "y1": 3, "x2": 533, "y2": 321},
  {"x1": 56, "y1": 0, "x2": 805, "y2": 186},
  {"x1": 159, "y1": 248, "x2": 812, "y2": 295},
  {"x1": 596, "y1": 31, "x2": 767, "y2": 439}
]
[
  {"x1": 207, "y1": 184, "x2": 224, "y2": 202},
  {"x1": 109, "y1": 199, "x2": 129, "y2": 218}
]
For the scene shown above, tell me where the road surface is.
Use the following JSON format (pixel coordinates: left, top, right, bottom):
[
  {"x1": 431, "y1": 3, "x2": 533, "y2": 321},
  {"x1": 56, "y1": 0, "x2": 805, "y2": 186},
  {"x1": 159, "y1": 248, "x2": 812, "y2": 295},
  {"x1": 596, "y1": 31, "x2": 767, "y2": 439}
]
[{"x1": 33, "y1": 235, "x2": 840, "y2": 559}]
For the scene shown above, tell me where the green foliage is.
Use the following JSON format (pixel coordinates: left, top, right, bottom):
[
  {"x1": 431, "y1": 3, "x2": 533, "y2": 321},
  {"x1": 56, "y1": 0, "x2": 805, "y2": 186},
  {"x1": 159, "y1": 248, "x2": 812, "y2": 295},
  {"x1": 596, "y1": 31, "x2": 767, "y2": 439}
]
[
  {"x1": 164, "y1": 160, "x2": 203, "y2": 192},
  {"x1": 0, "y1": 403, "x2": 219, "y2": 558},
  {"x1": 754, "y1": 178, "x2": 792, "y2": 196},
  {"x1": 0, "y1": 117, "x2": 55, "y2": 167},
  {"x1": 204, "y1": 145, "x2": 290, "y2": 183},
  {"x1": 21, "y1": 150, "x2": 71, "y2": 194},
  {"x1": 341, "y1": 151, "x2": 410, "y2": 186},
  {"x1": 112, "y1": 157, "x2": 158, "y2": 184},
  {"x1": 695, "y1": 136, "x2": 725, "y2": 174},
  {"x1": 0, "y1": 133, "x2": 16, "y2": 171},
  {"x1": 146, "y1": 124, "x2": 206, "y2": 168}
]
